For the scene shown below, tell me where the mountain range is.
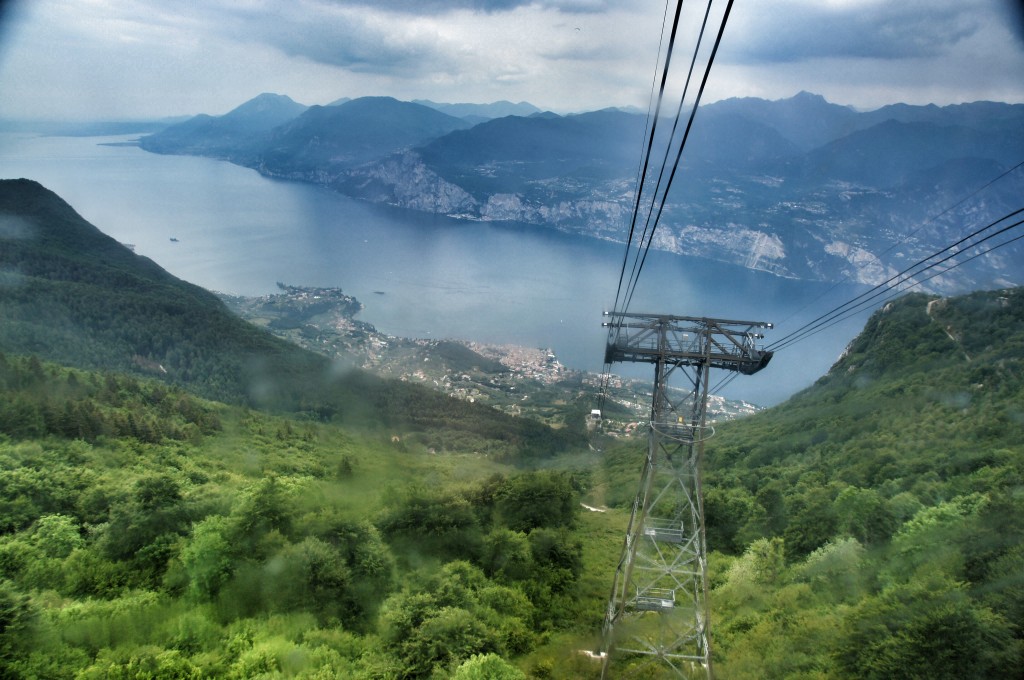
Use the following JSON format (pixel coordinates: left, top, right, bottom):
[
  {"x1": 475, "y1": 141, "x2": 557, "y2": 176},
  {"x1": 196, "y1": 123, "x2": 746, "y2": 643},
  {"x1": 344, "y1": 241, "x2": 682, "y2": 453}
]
[{"x1": 139, "y1": 92, "x2": 1024, "y2": 291}]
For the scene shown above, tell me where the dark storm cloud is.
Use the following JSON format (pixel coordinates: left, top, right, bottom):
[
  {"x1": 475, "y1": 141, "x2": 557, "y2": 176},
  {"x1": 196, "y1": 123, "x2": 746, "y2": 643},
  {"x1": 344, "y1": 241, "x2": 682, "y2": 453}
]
[
  {"x1": 337, "y1": 0, "x2": 526, "y2": 11},
  {"x1": 730, "y1": 2, "x2": 983, "y2": 63},
  {"x1": 199, "y1": 0, "x2": 623, "y2": 77},
  {"x1": 244, "y1": 17, "x2": 429, "y2": 74},
  {"x1": 1001, "y1": 0, "x2": 1024, "y2": 43},
  {"x1": 2, "y1": 0, "x2": 1022, "y2": 120},
  {"x1": 204, "y1": 2, "x2": 453, "y2": 75},
  {"x1": 327, "y1": 0, "x2": 618, "y2": 13}
]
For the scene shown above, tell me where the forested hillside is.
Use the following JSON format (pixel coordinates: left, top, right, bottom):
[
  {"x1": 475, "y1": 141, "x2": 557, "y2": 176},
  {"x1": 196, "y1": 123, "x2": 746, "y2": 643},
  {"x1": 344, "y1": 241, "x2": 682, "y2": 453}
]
[
  {"x1": 1, "y1": 287, "x2": 1019, "y2": 678},
  {"x1": 0, "y1": 355, "x2": 596, "y2": 678},
  {"x1": 600, "y1": 288, "x2": 1023, "y2": 677},
  {"x1": 0, "y1": 179, "x2": 582, "y2": 462}
]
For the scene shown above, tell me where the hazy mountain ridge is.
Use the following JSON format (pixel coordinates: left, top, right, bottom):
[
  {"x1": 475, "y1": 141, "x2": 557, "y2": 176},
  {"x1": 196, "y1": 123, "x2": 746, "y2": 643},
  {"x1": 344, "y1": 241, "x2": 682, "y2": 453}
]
[
  {"x1": 139, "y1": 92, "x2": 1024, "y2": 290},
  {"x1": 412, "y1": 99, "x2": 542, "y2": 121},
  {"x1": 139, "y1": 93, "x2": 308, "y2": 159},
  {"x1": 0, "y1": 179, "x2": 323, "y2": 404},
  {"x1": 255, "y1": 97, "x2": 472, "y2": 177}
]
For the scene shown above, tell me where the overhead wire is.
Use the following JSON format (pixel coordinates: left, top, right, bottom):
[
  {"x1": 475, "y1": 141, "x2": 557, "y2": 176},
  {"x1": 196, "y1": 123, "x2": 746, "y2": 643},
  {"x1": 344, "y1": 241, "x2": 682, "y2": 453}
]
[
  {"x1": 770, "y1": 159, "x2": 1024, "y2": 331},
  {"x1": 768, "y1": 206, "x2": 1024, "y2": 353},
  {"x1": 596, "y1": 4, "x2": 1022, "y2": 406},
  {"x1": 889, "y1": 229, "x2": 1024, "y2": 297},
  {"x1": 601, "y1": 2, "x2": 1024, "y2": 400},
  {"x1": 619, "y1": 0, "x2": 719, "y2": 316},
  {"x1": 774, "y1": 230, "x2": 1024, "y2": 353},
  {"x1": 599, "y1": 0, "x2": 679, "y2": 415},
  {"x1": 620, "y1": 0, "x2": 736, "y2": 316},
  {"x1": 611, "y1": 0, "x2": 686, "y2": 317},
  {"x1": 710, "y1": 219, "x2": 1024, "y2": 397},
  {"x1": 769, "y1": 211, "x2": 1024, "y2": 353},
  {"x1": 709, "y1": 204, "x2": 1024, "y2": 398},
  {"x1": 598, "y1": 0, "x2": 734, "y2": 416}
]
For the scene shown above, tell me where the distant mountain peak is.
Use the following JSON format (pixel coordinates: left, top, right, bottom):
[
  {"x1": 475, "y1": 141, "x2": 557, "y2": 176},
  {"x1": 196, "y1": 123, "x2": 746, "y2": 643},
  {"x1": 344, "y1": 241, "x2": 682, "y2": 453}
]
[
  {"x1": 412, "y1": 99, "x2": 541, "y2": 120},
  {"x1": 790, "y1": 90, "x2": 829, "y2": 103},
  {"x1": 225, "y1": 93, "x2": 306, "y2": 116},
  {"x1": 247, "y1": 92, "x2": 298, "y2": 104}
]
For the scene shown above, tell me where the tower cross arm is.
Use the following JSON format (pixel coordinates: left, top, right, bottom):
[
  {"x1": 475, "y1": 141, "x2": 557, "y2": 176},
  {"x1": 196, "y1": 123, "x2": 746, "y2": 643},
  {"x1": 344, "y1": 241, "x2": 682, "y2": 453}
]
[{"x1": 602, "y1": 312, "x2": 773, "y2": 375}]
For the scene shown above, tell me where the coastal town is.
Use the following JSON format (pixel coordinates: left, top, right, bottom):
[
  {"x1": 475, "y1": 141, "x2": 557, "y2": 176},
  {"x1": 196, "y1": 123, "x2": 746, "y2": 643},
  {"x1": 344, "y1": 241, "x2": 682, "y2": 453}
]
[{"x1": 220, "y1": 285, "x2": 760, "y2": 431}]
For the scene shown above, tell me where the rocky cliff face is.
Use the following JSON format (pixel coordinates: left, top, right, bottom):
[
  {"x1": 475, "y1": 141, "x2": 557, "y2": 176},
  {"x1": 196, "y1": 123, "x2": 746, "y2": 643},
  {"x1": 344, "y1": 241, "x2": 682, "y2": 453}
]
[
  {"x1": 337, "y1": 150, "x2": 1020, "y2": 289},
  {"x1": 140, "y1": 93, "x2": 1024, "y2": 292},
  {"x1": 344, "y1": 152, "x2": 479, "y2": 215}
]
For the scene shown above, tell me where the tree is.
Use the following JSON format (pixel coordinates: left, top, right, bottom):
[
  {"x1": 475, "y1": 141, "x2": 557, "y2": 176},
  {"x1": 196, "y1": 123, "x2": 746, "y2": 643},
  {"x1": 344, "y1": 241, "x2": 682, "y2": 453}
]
[
  {"x1": 101, "y1": 474, "x2": 191, "y2": 586},
  {"x1": 379, "y1": 489, "x2": 484, "y2": 562},
  {"x1": 397, "y1": 606, "x2": 497, "y2": 678},
  {"x1": 834, "y1": 487, "x2": 896, "y2": 546},
  {"x1": 740, "y1": 537, "x2": 786, "y2": 585},
  {"x1": 835, "y1": 576, "x2": 1017, "y2": 679},
  {"x1": 704, "y1": 486, "x2": 756, "y2": 553},
  {"x1": 452, "y1": 653, "x2": 525, "y2": 680},
  {"x1": 494, "y1": 472, "x2": 577, "y2": 533},
  {"x1": 0, "y1": 580, "x2": 34, "y2": 668},
  {"x1": 269, "y1": 537, "x2": 350, "y2": 618},
  {"x1": 322, "y1": 519, "x2": 396, "y2": 628},
  {"x1": 180, "y1": 515, "x2": 234, "y2": 600},
  {"x1": 783, "y1": 486, "x2": 837, "y2": 559},
  {"x1": 29, "y1": 514, "x2": 83, "y2": 558},
  {"x1": 229, "y1": 476, "x2": 296, "y2": 556},
  {"x1": 794, "y1": 537, "x2": 866, "y2": 603},
  {"x1": 481, "y1": 529, "x2": 532, "y2": 582},
  {"x1": 527, "y1": 527, "x2": 582, "y2": 591},
  {"x1": 75, "y1": 646, "x2": 202, "y2": 680}
]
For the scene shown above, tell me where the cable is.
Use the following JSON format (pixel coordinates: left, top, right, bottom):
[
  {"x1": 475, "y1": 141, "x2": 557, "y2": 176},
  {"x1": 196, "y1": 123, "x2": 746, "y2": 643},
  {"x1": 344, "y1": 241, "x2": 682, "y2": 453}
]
[
  {"x1": 620, "y1": 0, "x2": 735, "y2": 315},
  {"x1": 708, "y1": 215, "x2": 1024, "y2": 399},
  {"x1": 773, "y1": 227, "x2": 1024, "y2": 351},
  {"x1": 768, "y1": 206, "x2": 1024, "y2": 351},
  {"x1": 600, "y1": 0, "x2": 735, "y2": 416},
  {"x1": 770, "y1": 159, "x2": 1024, "y2": 331},
  {"x1": 600, "y1": 0, "x2": 680, "y2": 413},
  {"x1": 620, "y1": 0, "x2": 718, "y2": 316},
  {"x1": 770, "y1": 210, "x2": 1024, "y2": 352},
  {"x1": 771, "y1": 213, "x2": 1024, "y2": 352},
  {"x1": 611, "y1": 0, "x2": 686, "y2": 316}
]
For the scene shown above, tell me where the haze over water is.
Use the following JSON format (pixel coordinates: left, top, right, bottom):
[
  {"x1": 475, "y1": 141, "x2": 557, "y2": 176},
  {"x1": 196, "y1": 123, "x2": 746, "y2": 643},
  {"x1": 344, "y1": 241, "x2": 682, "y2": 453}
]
[{"x1": 0, "y1": 133, "x2": 869, "y2": 405}]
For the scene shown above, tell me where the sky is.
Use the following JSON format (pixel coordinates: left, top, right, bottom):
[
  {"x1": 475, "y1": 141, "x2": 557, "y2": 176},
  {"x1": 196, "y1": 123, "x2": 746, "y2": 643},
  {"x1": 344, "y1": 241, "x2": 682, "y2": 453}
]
[{"x1": 0, "y1": 0, "x2": 1022, "y2": 121}]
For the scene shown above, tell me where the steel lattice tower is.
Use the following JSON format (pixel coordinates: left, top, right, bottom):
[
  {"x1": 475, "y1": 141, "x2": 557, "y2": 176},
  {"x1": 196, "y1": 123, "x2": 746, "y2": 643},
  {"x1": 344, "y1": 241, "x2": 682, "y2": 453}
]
[{"x1": 598, "y1": 313, "x2": 772, "y2": 679}]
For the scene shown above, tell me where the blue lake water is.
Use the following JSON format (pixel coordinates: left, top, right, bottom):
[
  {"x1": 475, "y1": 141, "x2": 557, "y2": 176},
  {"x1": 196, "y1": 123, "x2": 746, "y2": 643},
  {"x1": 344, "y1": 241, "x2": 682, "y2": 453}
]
[{"x1": 0, "y1": 132, "x2": 870, "y2": 405}]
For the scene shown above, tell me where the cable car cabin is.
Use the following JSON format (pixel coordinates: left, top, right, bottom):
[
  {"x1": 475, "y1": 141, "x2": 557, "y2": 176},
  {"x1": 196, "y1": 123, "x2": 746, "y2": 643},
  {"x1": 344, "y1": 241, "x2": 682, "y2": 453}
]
[
  {"x1": 587, "y1": 409, "x2": 602, "y2": 431},
  {"x1": 632, "y1": 588, "x2": 676, "y2": 612}
]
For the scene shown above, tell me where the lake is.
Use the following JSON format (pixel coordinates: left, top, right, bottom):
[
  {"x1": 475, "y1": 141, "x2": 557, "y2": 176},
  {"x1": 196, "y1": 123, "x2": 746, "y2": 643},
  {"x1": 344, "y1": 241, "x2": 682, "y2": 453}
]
[{"x1": 0, "y1": 132, "x2": 870, "y2": 405}]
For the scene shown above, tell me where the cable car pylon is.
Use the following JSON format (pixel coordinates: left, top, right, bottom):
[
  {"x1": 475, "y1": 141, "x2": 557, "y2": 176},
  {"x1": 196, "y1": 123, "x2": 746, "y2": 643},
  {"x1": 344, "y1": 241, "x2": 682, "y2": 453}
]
[{"x1": 597, "y1": 312, "x2": 772, "y2": 679}]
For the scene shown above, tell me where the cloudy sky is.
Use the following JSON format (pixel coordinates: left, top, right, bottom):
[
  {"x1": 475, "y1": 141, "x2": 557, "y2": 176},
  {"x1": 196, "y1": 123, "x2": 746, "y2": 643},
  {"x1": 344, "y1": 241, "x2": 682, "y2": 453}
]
[{"x1": 0, "y1": 0, "x2": 1022, "y2": 121}]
